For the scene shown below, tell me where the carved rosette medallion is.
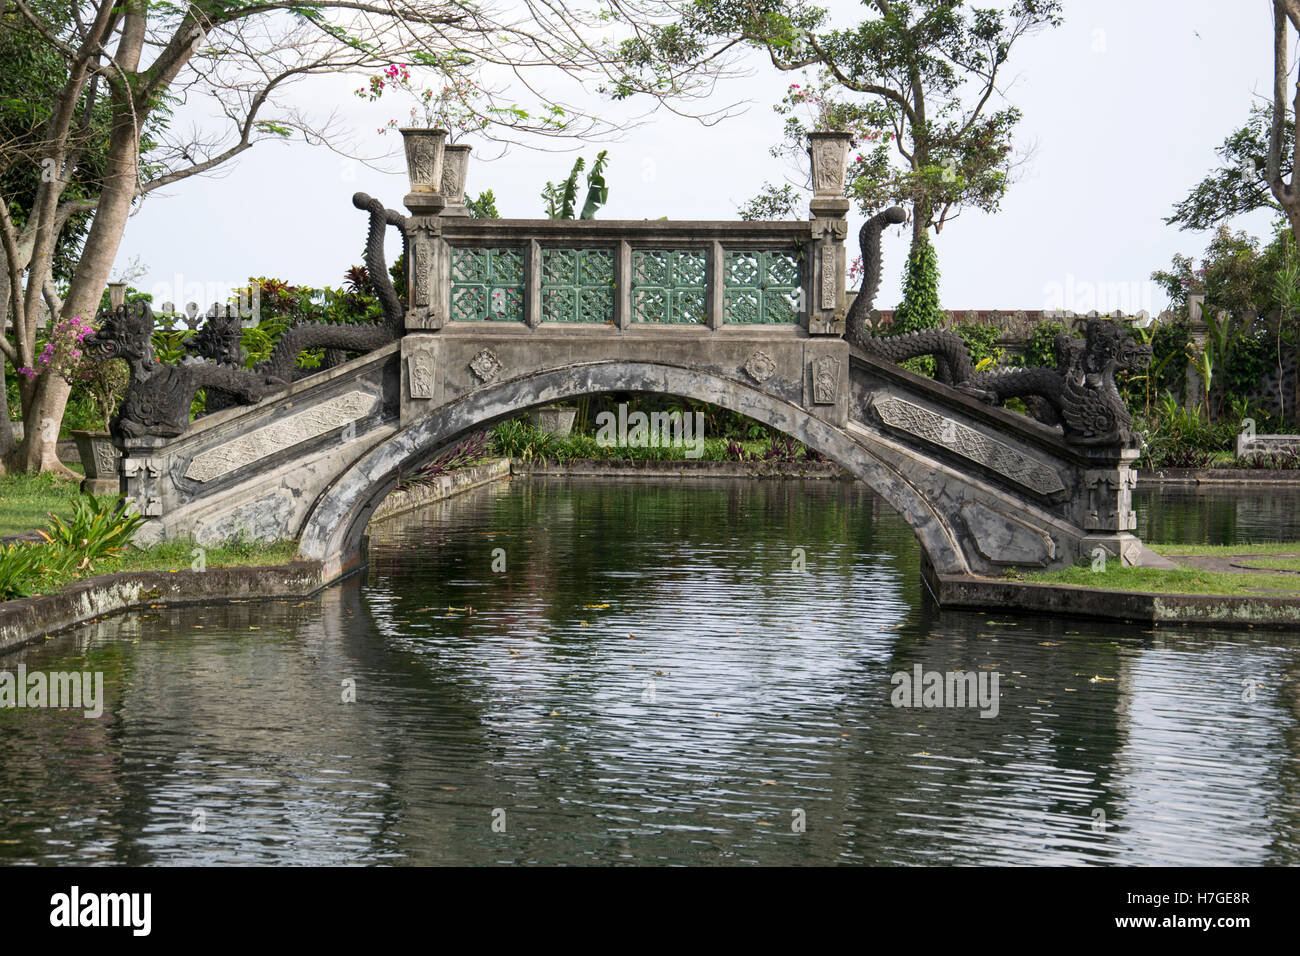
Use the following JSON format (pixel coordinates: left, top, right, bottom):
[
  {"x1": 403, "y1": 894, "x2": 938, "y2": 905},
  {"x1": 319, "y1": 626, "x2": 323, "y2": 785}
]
[
  {"x1": 872, "y1": 395, "x2": 1066, "y2": 495},
  {"x1": 812, "y1": 355, "x2": 839, "y2": 404},
  {"x1": 744, "y1": 350, "x2": 777, "y2": 384},
  {"x1": 469, "y1": 349, "x2": 504, "y2": 383}
]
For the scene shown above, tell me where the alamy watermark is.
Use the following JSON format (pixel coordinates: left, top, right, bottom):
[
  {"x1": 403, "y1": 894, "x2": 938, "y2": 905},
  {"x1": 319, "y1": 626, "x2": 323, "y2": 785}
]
[
  {"x1": 0, "y1": 665, "x2": 104, "y2": 718},
  {"x1": 890, "y1": 665, "x2": 1000, "y2": 719},
  {"x1": 594, "y1": 404, "x2": 705, "y2": 458}
]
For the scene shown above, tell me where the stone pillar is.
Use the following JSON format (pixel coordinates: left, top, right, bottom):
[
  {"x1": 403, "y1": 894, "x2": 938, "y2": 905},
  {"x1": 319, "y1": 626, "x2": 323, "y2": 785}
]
[
  {"x1": 400, "y1": 127, "x2": 447, "y2": 331},
  {"x1": 403, "y1": 183, "x2": 446, "y2": 331},
  {"x1": 1077, "y1": 445, "x2": 1144, "y2": 566},
  {"x1": 806, "y1": 131, "x2": 852, "y2": 336}
]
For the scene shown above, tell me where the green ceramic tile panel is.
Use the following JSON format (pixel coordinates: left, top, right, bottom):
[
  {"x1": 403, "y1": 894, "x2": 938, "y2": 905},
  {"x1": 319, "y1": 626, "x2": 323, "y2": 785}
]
[
  {"x1": 542, "y1": 248, "x2": 614, "y2": 323},
  {"x1": 723, "y1": 249, "x2": 800, "y2": 324},
  {"x1": 631, "y1": 249, "x2": 707, "y2": 324},
  {"x1": 450, "y1": 246, "x2": 524, "y2": 322}
]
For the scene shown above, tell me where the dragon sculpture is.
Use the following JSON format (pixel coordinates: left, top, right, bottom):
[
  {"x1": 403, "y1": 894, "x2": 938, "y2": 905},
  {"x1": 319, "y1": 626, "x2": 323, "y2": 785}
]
[
  {"x1": 83, "y1": 301, "x2": 276, "y2": 438},
  {"x1": 190, "y1": 192, "x2": 406, "y2": 413},
  {"x1": 845, "y1": 206, "x2": 1149, "y2": 446},
  {"x1": 90, "y1": 192, "x2": 409, "y2": 430}
]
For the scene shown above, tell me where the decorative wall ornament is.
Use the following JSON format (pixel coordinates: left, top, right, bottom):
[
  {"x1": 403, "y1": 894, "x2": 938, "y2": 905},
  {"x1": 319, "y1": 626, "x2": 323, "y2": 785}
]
[
  {"x1": 744, "y1": 350, "x2": 777, "y2": 384},
  {"x1": 542, "y1": 248, "x2": 615, "y2": 323},
  {"x1": 872, "y1": 395, "x2": 1066, "y2": 495},
  {"x1": 413, "y1": 235, "x2": 431, "y2": 307},
  {"x1": 812, "y1": 355, "x2": 839, "y2": 404},
  {"x1": 408, "y1": 349, "x2": 437, "y2": 399},
  {"x1": 470, "y1": 349, "x2": 504, "y2": 383},
  {"x1": 631, "y1": 249, "x2": 707, "y2": 323},
  {"x1": 450, "y1": 246, "x2": 524, "y2": 322}
]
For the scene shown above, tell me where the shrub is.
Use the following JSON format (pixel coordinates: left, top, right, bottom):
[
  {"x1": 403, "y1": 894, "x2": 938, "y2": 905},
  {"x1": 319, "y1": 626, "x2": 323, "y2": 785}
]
[
  {"x1": 399, "y1": 431, "x2": 491, "y2": 488},
  {"x1": 37, "y1": 494, "x2": 149, "y2": 573}
]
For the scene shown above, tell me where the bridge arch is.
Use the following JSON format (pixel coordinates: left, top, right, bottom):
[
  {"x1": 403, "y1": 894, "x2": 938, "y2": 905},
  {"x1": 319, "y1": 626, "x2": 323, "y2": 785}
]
[{"x1": 296, "y1": 359, "x2": 968, "y2": 579}]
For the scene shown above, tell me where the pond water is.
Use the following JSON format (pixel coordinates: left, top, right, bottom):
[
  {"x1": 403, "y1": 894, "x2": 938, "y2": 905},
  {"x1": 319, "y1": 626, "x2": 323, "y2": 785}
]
[{"x1": 1, "y1": 479, "x2": 1297, "y2": 865}]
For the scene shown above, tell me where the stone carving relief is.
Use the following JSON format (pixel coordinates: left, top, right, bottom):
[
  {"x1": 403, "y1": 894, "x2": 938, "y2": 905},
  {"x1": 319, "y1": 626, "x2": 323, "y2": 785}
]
[
  {"x1": 408, "y1": 349, "x2": 437, "y2": 399},
  {"x1": 413, "y1": 235, "x2": 431, "y2": 307},
  {"x1": 1083, "y1": 468, "x2": 1138, "y2": 531},
  {"x1": 820, "y1": 255, "x2": 836, "y2": 310},
  {"x1": 183, "y1": 390, "x2": 379, "y2": 483},
  {"x1": 812, "y1": 140, "x2": 846, "y2": 192},
  {"x1": 470, "y1": 349, "x2": 504, "y2": 383},
  {"x1": 812, "y1": 355, "x2": 839, "y2": 405},
  {"x1": 872, "y1": 394, "x2": 1066, "y2": 495},
  {"x1": 122, "y1": 458, "x2": 163, "y2": 515},
  {"x1": 744, "y1": 350, "x2": 777, "y2": 384}
]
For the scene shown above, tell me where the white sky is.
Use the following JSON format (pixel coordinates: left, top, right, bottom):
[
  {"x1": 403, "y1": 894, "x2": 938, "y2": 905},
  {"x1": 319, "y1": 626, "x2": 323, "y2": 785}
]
[{"x1": 116, "y1": 0, "x2": 1279, "y2": 315}]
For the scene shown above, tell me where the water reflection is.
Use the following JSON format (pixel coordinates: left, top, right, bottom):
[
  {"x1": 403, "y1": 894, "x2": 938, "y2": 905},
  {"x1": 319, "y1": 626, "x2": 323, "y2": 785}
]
[{"x1": 0, "y1": 479, "x2": 1296, "y2": 865}]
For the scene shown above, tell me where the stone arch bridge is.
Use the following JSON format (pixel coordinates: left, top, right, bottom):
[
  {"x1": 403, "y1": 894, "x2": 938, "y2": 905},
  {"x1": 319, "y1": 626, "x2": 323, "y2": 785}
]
[{"x1": 107, "y1": 140, "x2": 1158, "y2": 590}]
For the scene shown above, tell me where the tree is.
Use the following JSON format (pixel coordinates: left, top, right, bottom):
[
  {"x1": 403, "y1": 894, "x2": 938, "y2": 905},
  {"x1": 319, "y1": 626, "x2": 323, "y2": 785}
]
[
  {"x1": 612, "y1": 0, "x2": 1062, "y2": 248},
  {"x1": 541, "y1": 151, "x2": 610, "y2": 219},
  {"x1": 1, "y1": 1, "x2": 668, "y2": 474},
  {"x1": 892, "y1": 231, "x2": 942, "y2": 374},
  {"x1": 737, "y1": 183, "x2": 802, "y2": 220},
  {"x1": 467, "y1": 190, "x2": 500, "y2": 219},
  {"x1": 1166, "y1": 104, "x2": 1292, "y2": 231},
  {"x1": 1270, "y1": 1, "x2": 1300, "y2": 245}
]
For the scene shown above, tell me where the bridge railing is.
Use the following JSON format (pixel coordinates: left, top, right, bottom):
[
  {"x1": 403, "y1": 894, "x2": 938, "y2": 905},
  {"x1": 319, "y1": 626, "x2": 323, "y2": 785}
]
[{"x1": 400, "y1": 133, "x2": 855, "y2": 339}]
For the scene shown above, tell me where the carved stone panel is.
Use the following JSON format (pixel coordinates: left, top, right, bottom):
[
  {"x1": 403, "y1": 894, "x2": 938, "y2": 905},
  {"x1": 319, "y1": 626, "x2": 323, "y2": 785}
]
[
  {"x1": 820, "y1": 253, "x2": 836, "y2": 310},
  {"x1": 183, "y1": 390, "x2": 379, "y2": 483},
  {"x1": 1083, "y1": 468, "x2": 1138, "y2": 531},
  {"x1": 872, "y1": 395, "x2": 1066, "y2": 495},
  {"x1": 811, "y1": 355, "x2": 839, "y2": 405},
  {"x1": 413, "y1": 234, "x2": 431, "y2": 307},
  {"x1": 122, "y1": 458, "x2": 163, "y2": 515},
  {"x1": 744, "y1": 350, "x2": 777, "y2": 384},
  {"x1": 407, "y1": 348, "x2": 437, "y2": 399},
  {"x1": 469, "y1": 349, "x2": 504, "y2": 383}
]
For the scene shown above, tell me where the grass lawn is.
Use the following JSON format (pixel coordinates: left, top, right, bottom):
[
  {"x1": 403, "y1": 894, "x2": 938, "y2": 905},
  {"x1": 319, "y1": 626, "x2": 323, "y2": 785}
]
[
  {"x1": 1019, "y1": 548, "x2": 1300, "y2": 595},
  {"x1": 12, "y1": 539, "x2": 301, "y2": 599},
  {"x1": 1235, "y1": 557, "x2": 1300, "y2": 571},
  {"x1": 1148, "y1": 542, "x2": 1300, "y2": 557},
  {"x1": 0, "y1": 473, "x2": 83, "y2": 537}
]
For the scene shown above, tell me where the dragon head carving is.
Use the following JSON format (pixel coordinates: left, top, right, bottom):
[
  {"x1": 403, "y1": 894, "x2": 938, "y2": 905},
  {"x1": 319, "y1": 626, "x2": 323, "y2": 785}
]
[
  {"x1": 188, "y1": 311, "x2": 246, "y2": 368},
  {"x1": 83, "y1": 302, "x2": 157, "y2": 371}
]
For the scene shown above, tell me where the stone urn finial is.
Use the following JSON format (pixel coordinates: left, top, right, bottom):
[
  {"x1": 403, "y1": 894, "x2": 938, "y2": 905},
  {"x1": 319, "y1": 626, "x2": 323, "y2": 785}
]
[
  {"x1": 808, "y1": 130, "x2": 852, "y2": 219},
  {"x1": 400, "y1": 127, "x2": 447, "y2": 215},
  {"x1": 108, "y1": 282, "x2": 127, "y2": 309},
  {"x1": 441, "y1": 143, "x2": 472, "y2": 217}
]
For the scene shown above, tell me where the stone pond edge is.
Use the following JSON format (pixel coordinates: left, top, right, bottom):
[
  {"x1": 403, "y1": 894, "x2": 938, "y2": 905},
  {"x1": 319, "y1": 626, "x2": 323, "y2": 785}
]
[{"x1": 930, "y1": 572, "x2": 1300, "y2": 629}]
